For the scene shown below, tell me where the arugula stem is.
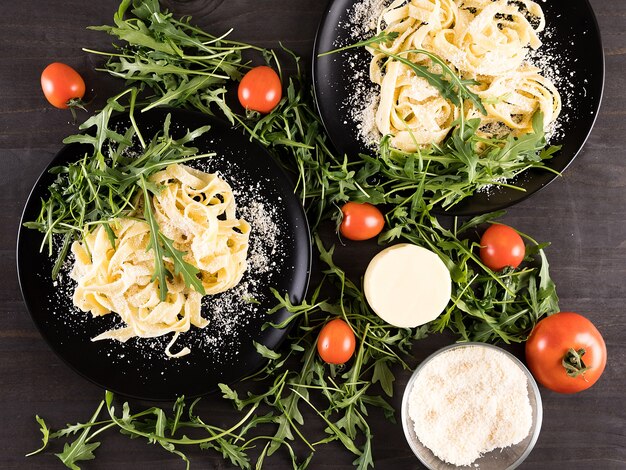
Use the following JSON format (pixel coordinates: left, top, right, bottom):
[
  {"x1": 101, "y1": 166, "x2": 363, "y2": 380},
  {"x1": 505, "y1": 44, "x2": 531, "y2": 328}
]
[
  {"x1": 129, "y1": 88, "x2": 146, "y2": 149},
  {"x1": 105, "y1": 397, "x2": 258, "y2": 445}
]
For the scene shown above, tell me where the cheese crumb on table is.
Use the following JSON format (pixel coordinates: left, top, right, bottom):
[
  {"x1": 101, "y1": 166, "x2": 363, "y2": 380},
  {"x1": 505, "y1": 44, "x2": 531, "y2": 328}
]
[{"x1": 408, "y1": 345, "x2": 533, "y2": 466}]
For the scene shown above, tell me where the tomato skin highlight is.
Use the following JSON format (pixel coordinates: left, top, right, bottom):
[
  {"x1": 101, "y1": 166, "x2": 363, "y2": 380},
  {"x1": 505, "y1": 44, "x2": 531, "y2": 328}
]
[
  {"x1": 237, "y1": 66, "x2": 282, "y2": 114},
  {"x1": 525, "y1": 312, "x2": 607, "y2": 394},
  {"x1": 317, "y1": 319, "x2": 356, "y2": 365},
  {"x1": 339, "y1": 202, "x2": 385, "y2": 241},
  {"x1": 479, "y1": 223, "x2": 525, "y2": 271},
  {"x1": 41, "y1": 62, "x2": 86, "y2": 109}
]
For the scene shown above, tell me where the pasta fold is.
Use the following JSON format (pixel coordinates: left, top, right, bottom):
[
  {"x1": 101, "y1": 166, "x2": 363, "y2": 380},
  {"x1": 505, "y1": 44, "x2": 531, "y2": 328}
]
[{"x1": 70, "y1": 164, "x2": 250, "y2": 358}]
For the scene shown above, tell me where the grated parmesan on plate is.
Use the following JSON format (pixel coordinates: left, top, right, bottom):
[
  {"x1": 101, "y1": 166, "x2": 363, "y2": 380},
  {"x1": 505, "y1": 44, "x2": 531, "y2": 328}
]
[{"x1": 407, "y1": 345, "x2": 533, "y2": 467}]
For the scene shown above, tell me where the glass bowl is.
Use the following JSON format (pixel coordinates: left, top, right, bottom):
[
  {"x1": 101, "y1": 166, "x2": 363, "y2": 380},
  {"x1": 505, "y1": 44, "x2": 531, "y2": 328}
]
[{"x1": 401, "y1": 343, "x2": 543, "y2": 470}]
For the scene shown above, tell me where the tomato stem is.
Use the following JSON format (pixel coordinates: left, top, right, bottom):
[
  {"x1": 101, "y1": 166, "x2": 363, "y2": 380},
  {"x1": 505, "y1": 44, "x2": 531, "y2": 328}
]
[
  {"x1": 66, "y1": 98, "x2": 88, "y2": 124},
  {"x1": 562, "y1": 348, "x2": 590, "y2": 379},
  {"x1": 67, "y1": 98, "x2": 87, "y2": 110}
]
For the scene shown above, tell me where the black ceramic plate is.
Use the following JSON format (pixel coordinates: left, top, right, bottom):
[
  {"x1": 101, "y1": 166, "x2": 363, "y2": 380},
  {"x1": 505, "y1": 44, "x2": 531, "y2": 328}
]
[
  {"x1": 17, "y1": 108, "x2": 311, "y2": 400},
  {"x1": 313, "y1": 0, "x2": 604, "y2": 215}
]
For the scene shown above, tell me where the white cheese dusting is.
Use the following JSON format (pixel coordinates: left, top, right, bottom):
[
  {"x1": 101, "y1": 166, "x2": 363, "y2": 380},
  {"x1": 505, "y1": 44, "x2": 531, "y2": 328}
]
[{"x1": 407, "y1": 345, "x2": 533, "y2": 466}]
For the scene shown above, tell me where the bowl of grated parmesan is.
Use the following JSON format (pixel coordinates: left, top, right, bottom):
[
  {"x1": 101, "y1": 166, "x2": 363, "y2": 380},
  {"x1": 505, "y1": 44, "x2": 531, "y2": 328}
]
[{"x1": 401, "y1": 343, "x2": 542, "y2": 469}]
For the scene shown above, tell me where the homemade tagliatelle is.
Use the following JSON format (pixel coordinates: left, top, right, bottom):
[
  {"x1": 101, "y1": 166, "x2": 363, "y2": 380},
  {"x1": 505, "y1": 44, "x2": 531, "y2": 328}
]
[
  {"x1": 369, "y1": 0, "x2": 561, "y2": 151},
  {"x1": 70, "y1": 164, "x2": 250, "y2": 358}
]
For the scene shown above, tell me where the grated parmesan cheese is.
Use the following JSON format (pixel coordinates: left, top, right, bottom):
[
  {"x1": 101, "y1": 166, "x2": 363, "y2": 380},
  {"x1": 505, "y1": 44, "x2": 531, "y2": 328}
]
[
  {"x1": 407, "y1": 345, "x2": 533, "y2": 466},
  {"x1": 348, "y1": 0, "x2": 388, "y2": 39}
]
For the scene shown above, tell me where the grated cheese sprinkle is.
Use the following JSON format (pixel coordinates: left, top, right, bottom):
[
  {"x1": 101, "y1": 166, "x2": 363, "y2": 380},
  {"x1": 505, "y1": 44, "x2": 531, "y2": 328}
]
[{"x1": 407, "y1": 345, "x2": 533, "y2": 466}]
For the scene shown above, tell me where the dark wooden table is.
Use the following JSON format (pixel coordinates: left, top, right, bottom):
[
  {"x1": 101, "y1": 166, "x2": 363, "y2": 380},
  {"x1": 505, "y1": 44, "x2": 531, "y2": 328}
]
[{"x1": 2, "y1": 0, "x2": 625, "y2": 469}]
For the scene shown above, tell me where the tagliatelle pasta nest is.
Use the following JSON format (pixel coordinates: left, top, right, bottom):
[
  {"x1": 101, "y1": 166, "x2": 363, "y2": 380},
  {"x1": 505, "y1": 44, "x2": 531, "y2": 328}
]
[
  {"x1": 70, "y1": 164, "x2": 250, "y2": 358},
  {"x1": 370, "y1": 0, "x2": 562, "y2": 151}
]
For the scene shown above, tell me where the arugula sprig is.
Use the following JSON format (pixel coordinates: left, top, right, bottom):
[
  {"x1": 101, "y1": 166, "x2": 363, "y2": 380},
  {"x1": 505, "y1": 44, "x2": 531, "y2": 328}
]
[
  {"x1": 138, "y1": 175, "x2": 205, "y2": 300},
  {"x1": 381, "y1": 210, "x2": 559, "y2": 342},
  {"x1": 87, "y1": 0, "x2": 263, "y2": 124},
  {"x1": 378, "y1": 48, "x2": 486, "y2": 114},
  {"x1": 24, "y1": 88, "x2": 210, "y2": 297},
  {"x1": 28, "y1": 391, "x2": 261, "y2": 470},
  {"x1": 317, "y1": 31, "x2": 400, "y2": 57},
  {"x1": 318, "y1": 32, "x2": 485, "y2": 114}
]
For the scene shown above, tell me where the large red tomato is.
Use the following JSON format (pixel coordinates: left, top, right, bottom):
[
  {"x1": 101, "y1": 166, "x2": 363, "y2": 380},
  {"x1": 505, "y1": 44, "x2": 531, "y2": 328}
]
[
  {"x1": 525, "y1": 312, "x2": 607, "y2": 394},
  {"x1": 339, "y1": 202, "x2": 385, "y2": 241},
  {"x1": 317, "y1": 318, "x2": 356, "y2": 365},
  {"x1": 479, "y1": 223, "x2": 525, "y2": 271}
]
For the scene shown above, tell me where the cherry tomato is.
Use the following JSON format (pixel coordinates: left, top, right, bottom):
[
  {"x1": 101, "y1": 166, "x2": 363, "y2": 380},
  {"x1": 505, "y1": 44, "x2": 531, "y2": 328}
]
[
  {"x1": 41, "y1": 62, "x2": 86, "y2": 109},
  {"x1": 479, "y1": 223, "x2": 525, "y2": 271},
  {"x1": 317, "y1": 318, "x2": 356, "y2": 365},
  {"x1": 525, "y1": 312, "x2": 607, "y2": 394},
  {"x1": 237, "y1": 66, "x2": 282, "y2": 114},
  {"x1": 339, "y1": 202, "x2": 385, "y2": 241}
]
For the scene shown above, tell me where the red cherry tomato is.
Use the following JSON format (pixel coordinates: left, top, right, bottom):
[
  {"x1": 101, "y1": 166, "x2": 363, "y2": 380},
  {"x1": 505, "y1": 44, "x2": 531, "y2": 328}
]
[
  {"x1": 525, "y1": 312, "x2": 607, "y2": 394},
  {"x1": 41, "y1": 62, "x2": 86, "y2": 109},
  {"x1": 339, "y1": 202, "x2": 385, "y2": 241},
  {"x1": 237, "y1": 66, "x2": 282, "y2": 114},
  {"x1": 479, "y1": 223, "x2": 525, "y2": 271},
  {"x1": 317, "y1": 318, "x2": 356, "y2": 365}
]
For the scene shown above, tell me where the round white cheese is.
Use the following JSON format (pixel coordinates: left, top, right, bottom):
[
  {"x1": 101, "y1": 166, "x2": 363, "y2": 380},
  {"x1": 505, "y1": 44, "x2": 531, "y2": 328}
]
[{"x1": 363, "y1": 243, "x2": 451, "y2": 328}]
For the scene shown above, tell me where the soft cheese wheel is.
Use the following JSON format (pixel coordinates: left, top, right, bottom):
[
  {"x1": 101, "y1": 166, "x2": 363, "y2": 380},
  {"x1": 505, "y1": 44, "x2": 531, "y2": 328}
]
[{"x1": 364, "y1": 244, "x2": 451, "y2": 327}]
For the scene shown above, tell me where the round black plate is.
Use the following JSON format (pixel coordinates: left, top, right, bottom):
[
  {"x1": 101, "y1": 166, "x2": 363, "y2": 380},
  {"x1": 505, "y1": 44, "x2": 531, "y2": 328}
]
[
  {"x1": 17, "y1": 108, "x2": 311, "y2": 400},
  {"x1": 313, "y1": 0, "x2": 604, "y2": 215}
]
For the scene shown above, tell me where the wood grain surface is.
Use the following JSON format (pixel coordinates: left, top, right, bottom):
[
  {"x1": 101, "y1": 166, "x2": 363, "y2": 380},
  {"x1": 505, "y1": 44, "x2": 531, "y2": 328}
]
[{"x1": 1, "y1": 0, "x2": 624, "y2": 469}]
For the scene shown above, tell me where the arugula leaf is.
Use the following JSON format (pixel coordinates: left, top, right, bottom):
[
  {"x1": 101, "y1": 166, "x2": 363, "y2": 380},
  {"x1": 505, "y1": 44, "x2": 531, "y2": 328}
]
[
  {"x1": 54, "y1": 400, "x2": 104, "y2": 470},
  {"x1": 158, "y1": 231, "x2": 205, "y2": 295},
  {"x1": 218, "y1": 383, "x2": 241, "y2": 406},
  {"x1": 372, "y1": 360, "x2": 395, "y2": 397},
  {"x1": 253, "y1": 341, "x2": 282, "y2": 360},
  {"x1": 139, "y1": 175, "x2": 170, "y2": 301},
  {"x1": 379, "y1": 48, "x2": 486, "y2": 114},
  {"x1": 25, "y1": 415, "x2": 50, "y2": 457},
  {"x1": 538, "y1": 248, "x2": 560, "y2": 314},
  {"x1": 352, "y1": 430, "x2": 374, "y2": 470},
  {"x1": 63, "y1": 89, "x2": 131, "y2": 155},
  {"x1": 202, "y1": 438, "x2": 250, "y2": 469},
  {"x1": 56, "y1": 441, "x2": 101, "y2": 470}
]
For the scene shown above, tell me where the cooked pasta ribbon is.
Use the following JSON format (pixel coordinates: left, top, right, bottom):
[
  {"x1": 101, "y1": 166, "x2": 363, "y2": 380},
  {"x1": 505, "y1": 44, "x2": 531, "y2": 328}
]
[
  {"x1": 70, "y1": 164, "x2": 250, "y2": 358},
  {"x1": 370, "y1": 0, "x2": 560, "y2": 151}
]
